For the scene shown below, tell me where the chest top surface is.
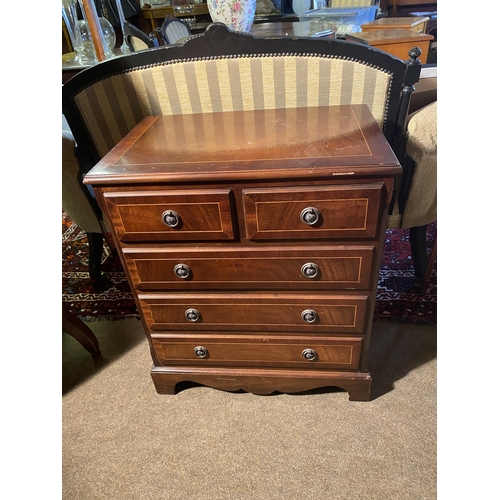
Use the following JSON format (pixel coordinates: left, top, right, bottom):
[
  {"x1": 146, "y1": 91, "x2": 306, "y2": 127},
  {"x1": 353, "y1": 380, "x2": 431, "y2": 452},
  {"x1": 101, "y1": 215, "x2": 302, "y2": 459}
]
[{"x1": 84, "y1": 104, "x2": 401, "y2": 185}]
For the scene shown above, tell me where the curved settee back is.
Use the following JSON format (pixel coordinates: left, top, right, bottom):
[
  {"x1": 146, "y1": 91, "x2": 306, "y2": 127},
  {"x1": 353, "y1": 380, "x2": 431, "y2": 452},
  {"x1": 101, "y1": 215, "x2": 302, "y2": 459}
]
[
  {"x1": 72, "y1": 53, "x2": 394, "y2": 158},
  {"x1": 63, "y1": 23, "x2": 422, "y2": 169}
]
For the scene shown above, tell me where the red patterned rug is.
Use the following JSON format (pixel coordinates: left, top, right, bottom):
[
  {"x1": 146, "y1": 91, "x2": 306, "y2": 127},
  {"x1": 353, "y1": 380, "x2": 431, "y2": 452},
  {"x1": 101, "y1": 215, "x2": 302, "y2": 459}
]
[
  {"x1": 376, "y1": 223, "x2": 436, "y2": 324},
  {"x1": 62, "y1": 211, "x2": 436, "y2": 324}
]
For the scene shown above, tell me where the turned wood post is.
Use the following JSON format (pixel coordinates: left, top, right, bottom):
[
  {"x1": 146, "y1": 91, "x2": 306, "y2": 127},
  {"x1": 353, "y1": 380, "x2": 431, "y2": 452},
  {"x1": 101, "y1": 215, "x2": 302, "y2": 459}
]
[
  {"x1": 392, "y1": 46, "x2": 422, "y2": 217},
  {"x1": 80, "y1": 0, "x2": 107, "y2": 61}
]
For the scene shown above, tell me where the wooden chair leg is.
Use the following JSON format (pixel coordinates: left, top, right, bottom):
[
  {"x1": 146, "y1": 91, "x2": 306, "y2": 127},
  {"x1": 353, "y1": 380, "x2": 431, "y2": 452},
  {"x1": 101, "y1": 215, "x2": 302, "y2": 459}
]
[
  {"x1": 62, "y1": 305, "x2": 102, "y2": 362},
  {"x1": 390, "y1": 0, "x2": 397, "y2": 16},
  {"x1": 87, "y1": 232, "x2": 103, "y2": 281},
  {"x1": 409, "y1": 225, "x2": 429, "y2": 285}
]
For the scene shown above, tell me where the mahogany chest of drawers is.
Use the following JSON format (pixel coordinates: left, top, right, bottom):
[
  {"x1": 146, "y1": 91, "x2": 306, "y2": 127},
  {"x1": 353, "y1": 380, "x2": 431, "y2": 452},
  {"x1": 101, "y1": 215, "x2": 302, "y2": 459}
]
[{"x1": 84, "y1": 105, "x2": 402, "y2": 401}]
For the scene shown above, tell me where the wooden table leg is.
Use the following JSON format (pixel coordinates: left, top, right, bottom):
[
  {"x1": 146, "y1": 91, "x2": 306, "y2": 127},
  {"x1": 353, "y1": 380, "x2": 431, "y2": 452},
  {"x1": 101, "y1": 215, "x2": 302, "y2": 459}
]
[
  {"x1": 390, "y1": 0, "x2": 397, "y2": 16},
  {"x1": 62, "y1": 305, "x2": 102, "y2": 361}
]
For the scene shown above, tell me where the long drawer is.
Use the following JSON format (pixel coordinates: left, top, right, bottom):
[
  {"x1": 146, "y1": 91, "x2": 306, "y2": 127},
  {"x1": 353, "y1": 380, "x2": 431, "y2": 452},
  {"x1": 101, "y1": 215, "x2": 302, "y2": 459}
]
[
  {"x1": 139, "y1": 293, "x2": 369, "y2": 333},
  {"x1": 243, "y1": 183, "x2": 384, "y2": 240},
  {"x1": 151, "y1": 334, "x2": 363, "y2": 370},
  {"x1": 124, "y1": 245, "x2": 375, "y2": 291}
]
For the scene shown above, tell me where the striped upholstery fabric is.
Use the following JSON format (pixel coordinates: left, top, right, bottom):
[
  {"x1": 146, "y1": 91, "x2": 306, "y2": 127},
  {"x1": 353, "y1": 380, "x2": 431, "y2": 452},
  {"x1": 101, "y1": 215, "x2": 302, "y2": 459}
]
[
  {"x1": 130, "y1": 36, "x2": 150, "y2": 52},
  {"x1": 74, "y1": 54, "x2": 392, "y2": 158}
]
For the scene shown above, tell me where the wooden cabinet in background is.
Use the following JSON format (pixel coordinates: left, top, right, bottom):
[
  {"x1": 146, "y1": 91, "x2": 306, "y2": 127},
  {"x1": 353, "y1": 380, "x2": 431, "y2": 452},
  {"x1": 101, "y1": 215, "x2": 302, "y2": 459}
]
[
  {"x1": 361, "y1": 16, "x2": 429, "y2": 33},
  {"x1": 346, "y1": 29, "x2": 433, "y2": 63},
  {"x1": 386, "y1": 0, "x2": 437, "y2": 17}
]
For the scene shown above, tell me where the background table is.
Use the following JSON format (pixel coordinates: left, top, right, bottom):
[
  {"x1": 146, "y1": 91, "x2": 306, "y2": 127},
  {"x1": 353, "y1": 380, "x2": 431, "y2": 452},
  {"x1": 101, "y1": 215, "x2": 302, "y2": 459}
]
[
  {"x1": 361, "y1": 16, "x2": 429, "y2": 33},
  {"x1": 346, "y1": 28, "x2": 433, "y2": 63}
]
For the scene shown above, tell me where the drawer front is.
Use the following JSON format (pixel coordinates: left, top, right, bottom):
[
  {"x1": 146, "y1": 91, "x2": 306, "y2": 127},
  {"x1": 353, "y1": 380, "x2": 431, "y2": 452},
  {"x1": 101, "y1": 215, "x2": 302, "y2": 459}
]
[
  {"x1": 243, "y1": 184, "x2": 384, "y2": 240},
  {"x1": 152, "y1": 335, "x2": 363, "y2": 370},
  {"x1": 139, "y1": 293, "x2": 369, "y2": 333},
  {"x1": 102, "y1": 189, "x2": 235, "y2": 242},
  {"x1": 124, "y1": 246, "x2": 375, "y2": 291}
]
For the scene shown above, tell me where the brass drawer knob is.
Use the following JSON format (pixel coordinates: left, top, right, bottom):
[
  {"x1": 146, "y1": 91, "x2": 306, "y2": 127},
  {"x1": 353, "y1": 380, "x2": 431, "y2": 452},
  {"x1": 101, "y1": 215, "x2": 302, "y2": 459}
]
[
  {"x1": 193, "y1": 346, "x2": 208, "y2": 358},
  {"x1": 301, "y1": 262, "x2": 320, "y2": 279},
  {"x1": 302, "y1": 348, "x2": 318, "y2": 361},
  {"x1": 301, "y1": 309, "x2": 318, "y2": 323},
  {"x1": 185, "y1": 308, "x2": 201, "y2": 322},
  {"x1": 162, "y1": 209, "x2": 181, "y2": 228},
  {"x1": 174, "y1": 264, "x2": 191, "y2": 279},
  {"x1": 300, "y1": 207, "x2": 321, "y2": 226}
]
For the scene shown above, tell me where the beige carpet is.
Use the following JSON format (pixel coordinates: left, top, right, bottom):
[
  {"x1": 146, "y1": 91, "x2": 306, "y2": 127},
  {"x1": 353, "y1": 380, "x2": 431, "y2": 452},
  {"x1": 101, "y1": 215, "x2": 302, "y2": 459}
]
[{"x1": 63, "y1": 318, "x2": 436, "y2": 500}]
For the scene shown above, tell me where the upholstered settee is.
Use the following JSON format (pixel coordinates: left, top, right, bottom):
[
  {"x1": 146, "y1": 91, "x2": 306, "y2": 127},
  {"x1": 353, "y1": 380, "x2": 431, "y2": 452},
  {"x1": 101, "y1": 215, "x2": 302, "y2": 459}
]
[
  {"x1": 62, "y1": 115, "x2": 105, "y2": 280},
  {"x1": 62, "y1": 23, "x2": 436, "y2": 282},
  {"x1": 62, "y1": 115, "x2": 102, "y2": 235},
  {"x1": 388, "y1": 63, "x2": 437, "y2": 230},
  {"x1": 388, "y1": 65, "x2": 437, "y2": 281},
  {"x1": 388, "y1": 100, "x2": 436, "y2": 229}
]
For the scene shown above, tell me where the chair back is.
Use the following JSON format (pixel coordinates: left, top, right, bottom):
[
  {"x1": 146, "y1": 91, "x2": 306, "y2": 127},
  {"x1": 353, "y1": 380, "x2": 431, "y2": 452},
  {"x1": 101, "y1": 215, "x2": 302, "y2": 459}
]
[
  {"x1": 62, "y1": 23, "x2": 421, "y2": 173},
  {"x1": 122, "y1": 20, "x2": 158, "y2": 52},
  {"x1": 160, "y1": 15, "x2": 192, "y2": 45}
]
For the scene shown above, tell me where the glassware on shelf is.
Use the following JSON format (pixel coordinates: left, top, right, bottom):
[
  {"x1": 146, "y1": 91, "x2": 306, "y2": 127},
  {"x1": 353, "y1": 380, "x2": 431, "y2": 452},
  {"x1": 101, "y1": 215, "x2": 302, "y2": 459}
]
[
  {"x1": 115, "y1": 0, "x2": 130, "y2": 54},
  {"x1": 78, "y1": 17, "x2": 116, "y2": 61},
  {"x1": 78, "y1": 0, "x2": 116, "y2": 61},
  {"x1": 292, "y1": 0, "x2": 312, "y2": 15},
  {"x1": 173, "y1": 0, "x2": 196, "y2": 27},
  {"x1": 62, "y1": 0, "x2": 96, "y2": 65}
]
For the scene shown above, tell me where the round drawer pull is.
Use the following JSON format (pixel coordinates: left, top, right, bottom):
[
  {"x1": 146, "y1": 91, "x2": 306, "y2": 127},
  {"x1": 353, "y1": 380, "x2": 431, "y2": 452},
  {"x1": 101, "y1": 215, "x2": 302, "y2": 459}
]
[
  {"x1": 174, "y1": 264, "x2": 191, "y2": 279},
  {"x1": 162, "y1": 210, "x2": 181, "y2": 228},
  {"x1": 193, "y1": 346, "x2": 208, "y2": 358},
  {"x1": 302, "y1": 348, "x2": 318, "y2": 361},
  {"x1": 301, "y1": 309, "x2": 318, "y2": 323},
  {"x1": 300, "y1": 207, "x2": 321, "y2": 226},
  {"x1": 185, "y1": 308, "x2": 201, "y2": 322},
  {"x1": 301, "y1": 262, "x2": 320, "y2": 279}
]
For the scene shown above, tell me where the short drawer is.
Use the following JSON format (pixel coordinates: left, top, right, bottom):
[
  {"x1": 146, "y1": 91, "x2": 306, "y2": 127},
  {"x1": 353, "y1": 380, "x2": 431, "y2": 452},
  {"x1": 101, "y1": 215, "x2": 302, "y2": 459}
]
[
  {"x1": 151, "y1": 334, "x2": 363, "y2": 370},
  {"x1": 124, "y1": 245, "x2": 375, "y2": 291},
  {"x1": 139, "y1": 293, "x2": 369, "y2": 334},
  {"x1": 243, "y1": 183, "x2": 384, "y2": 240},
  {"x1": 102, "y1": 189, "x2": 235, "y2": 242}
]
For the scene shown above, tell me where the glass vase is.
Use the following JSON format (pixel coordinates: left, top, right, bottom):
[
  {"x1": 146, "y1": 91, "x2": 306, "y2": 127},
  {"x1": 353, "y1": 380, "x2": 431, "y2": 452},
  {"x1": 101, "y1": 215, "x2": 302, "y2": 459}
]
[
  {"x1": 77, "y1": 0, "x2": 116, "y2": 61},
  {"x1": 78, "y1": 17, "x2": 116, "y2": 61},
  {"x1": 115, "y1": 0, "x2": 131, "y2": 54},
  {"x1": 62, "y1": 0, "x2": 96, "y2": 65}
]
